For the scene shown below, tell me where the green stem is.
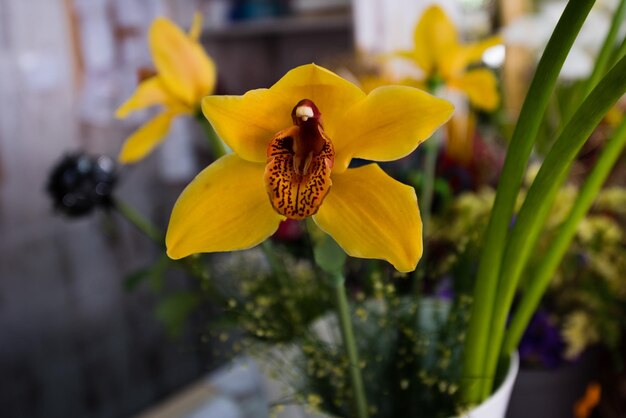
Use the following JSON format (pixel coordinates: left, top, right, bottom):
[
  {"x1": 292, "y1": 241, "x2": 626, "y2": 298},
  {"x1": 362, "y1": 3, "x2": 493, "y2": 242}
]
[
  {"x1": 461, "y1": 0, "x2": 596, "y2": 403},
  {"x1": 413, "y1": 129, "x2": 440, "y2": 289},
  {"x1": 503, "y1": 116, "x2": 626, "y2": 354},
  {"x1": 413, "y1": 80, "x2": 444, "y2": 290},
  {"x1": 114, "y1": 199, "x2": 164, "y2": 246},
  {"x1": 114, "y1": 199, "x2": 221, "y2": 301},
  {"x1": 419, "y1": 130, "x2": 440, "y2": 233},
  {"x1": 330, "y1": 272, "x2": 369, "y2": 418},
  {"x1": 261, "y1": 240, "x2": 290, "y2": 287},
  {"x1": 196, "y1": 113, "x2": 227, "y2": 159},
  {"x1": 582, "y1": 0, "x2": 626, "y2": 98},
  {"x1": 481, "y1": 54, "x2": 626, "y2": 398}
]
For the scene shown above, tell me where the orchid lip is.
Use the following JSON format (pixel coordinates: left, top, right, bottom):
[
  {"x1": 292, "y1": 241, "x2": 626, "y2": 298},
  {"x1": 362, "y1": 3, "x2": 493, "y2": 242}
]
[{"x1": 264, "y1": 99, "x2": 335, "y2": 220}]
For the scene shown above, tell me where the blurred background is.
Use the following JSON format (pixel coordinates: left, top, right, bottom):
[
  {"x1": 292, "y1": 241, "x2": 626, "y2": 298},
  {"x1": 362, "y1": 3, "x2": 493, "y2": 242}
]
[
  {"x1": 0, "y1": 1, "x2": 354, "y2": 417},
  {"x1": 0, "y1": 0, "x2": 624, "y2": 417}
]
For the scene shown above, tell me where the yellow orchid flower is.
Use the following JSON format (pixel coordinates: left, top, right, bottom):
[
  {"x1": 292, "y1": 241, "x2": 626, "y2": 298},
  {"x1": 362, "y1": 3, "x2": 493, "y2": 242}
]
[
  {"x1": 398, "y1": 5, "x2": 501, "y2": 111},
  {"x1": 115, "y1": 13, "x2": 216, "y2": 163},
  {"x1": 165, "y1": 64, "x2": 453, "y2": 272}
]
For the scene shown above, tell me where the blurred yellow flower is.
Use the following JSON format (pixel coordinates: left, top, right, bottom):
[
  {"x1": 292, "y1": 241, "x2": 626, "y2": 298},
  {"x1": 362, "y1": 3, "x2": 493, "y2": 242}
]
[
  {"x1": 398, "y1": 5, "x2": 501, "y2": 111},
  {"x1": 115, "y1": 14, "x2": 216, "y2": 163},
  {"x1": 165, "y1": 64, "x2": 453, "y2": 272}
]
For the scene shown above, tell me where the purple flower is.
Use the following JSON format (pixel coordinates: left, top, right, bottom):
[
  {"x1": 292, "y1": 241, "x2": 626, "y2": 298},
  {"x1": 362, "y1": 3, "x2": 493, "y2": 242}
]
[{"x1": 518, "y1": 309, "x2": 565, "y2": 369}]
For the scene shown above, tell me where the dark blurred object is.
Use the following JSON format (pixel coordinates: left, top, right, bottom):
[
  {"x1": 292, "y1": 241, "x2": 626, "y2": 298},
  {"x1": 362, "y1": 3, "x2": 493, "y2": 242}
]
[
  {"x1": 46, "y1": 153, "x2": 117, "y2": 217},
  {"x1": 507, "y1": 348, "x2": 601, "y2": 418},
  {"x1": 230, "y1": 0, "x2": 289, "y2": 20},
  {"x1": 272, "y1": 219, "x2": 304, "y2": 241}
]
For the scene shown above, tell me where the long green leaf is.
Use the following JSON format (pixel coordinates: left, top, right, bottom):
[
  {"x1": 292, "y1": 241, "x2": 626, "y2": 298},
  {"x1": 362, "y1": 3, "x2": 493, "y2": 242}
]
[
  {"x1": 482, "y1": 55, "x2": 626, "y2": 396},
  {"x1": 503, "y1": 116, "x2": 626, "y2": 354},
  {"x1": 461, "y1": 0, "x2": 596, "y2": 402},
  {"x1": 582, "y1": 0, "x2": 626, "y2": 97}
]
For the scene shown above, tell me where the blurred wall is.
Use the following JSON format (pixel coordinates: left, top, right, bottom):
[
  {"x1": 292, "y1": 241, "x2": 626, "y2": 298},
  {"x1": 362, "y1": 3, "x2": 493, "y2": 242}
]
[
  {"x1": 0, "y1": 1, "x2": 354, "y2": 418},
  {"x1": 0, "y1": 1, "x2": 211, "y2": 417}
]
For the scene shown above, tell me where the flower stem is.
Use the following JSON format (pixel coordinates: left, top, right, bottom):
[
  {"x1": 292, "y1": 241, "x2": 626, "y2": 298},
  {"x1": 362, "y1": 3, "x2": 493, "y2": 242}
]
[
  {"x1": 419, "y1": 129, "x2": 440, "y2": 234},
  {"x1": 114, "y1": 199, "x2": 164, "y2": 246},
  {"x1": 196, "y1": 113, "x2": 227, "y2": 159},
  {"x1": 412, "y1": 129, "x2": 439, "y2": 292},
  {"x1": 329, "y1": 272, "x2": 369, "y2": 418},
  {"x1": 261, "y1": 240, "x2": 290, "y2": 287},
  {"x1": 114, "y1": 199, "x2": 224, "y2": 303}
]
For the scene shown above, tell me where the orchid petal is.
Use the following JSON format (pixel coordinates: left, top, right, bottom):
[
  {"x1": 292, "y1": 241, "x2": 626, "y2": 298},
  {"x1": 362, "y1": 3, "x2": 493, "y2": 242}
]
[
  {"x1": 149, "y1": 17, "x2": 216, "y2": 106},
  {"x1": 189, "y1": 12, "x2": 203, "y2": 41},
  {"x1": 413, "y1": 5, "x2": 459, "y2": 75},
  {"x1": 166, "y1": 154, "x2": 283, "y2": 259},
  {"x1": 441, "y1": 36, "x2": 502, "y2": 78},
  {"x1": 202, "y1": 89, "x2": 292, "y2": 163},
  {"x1": 313, "y1": 164, "x2": 422, "y2": 272},
  {"x1": 202, "y1": 64, "x2": 366, "y2": 163},
  {"x1": 115, "y1": 76, "x2": 173, "y2": 118},
  {"x1": 271, "y1": 64, "x2": 366, "y2": 137},
  {"x1": 118, "y1": 111, "x2": 176, "y2": 164},
  {"x1": 332, "y1": 86, "x2": 454, "y2": 172},
  {"x1": 449, "y1": 69, "x2": 500, "y2": 111}
]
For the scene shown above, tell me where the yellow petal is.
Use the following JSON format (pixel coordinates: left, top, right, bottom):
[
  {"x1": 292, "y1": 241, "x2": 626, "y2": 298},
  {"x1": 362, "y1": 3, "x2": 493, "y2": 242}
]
[
  {"x1": 118, "y1": 111, "x2": 176, "y2": 164},
  {"x1": 271, "y1": 64, "x2": 366, "y2": 137},
  {"x1": 189, "y1": 12, "x2": 203, "y2": 41},
  {"x1": 202, "y1": 64, "x2": 366, "y2": 163},
  {"x1": 202, "y1": 89, "x2": 292, "y2": 163},
  {"x1": 166, "y1": 154, "x2": 283, "y2": 258},
  {"x1": 413, "y1": 5, "x2": 459, "y2": 75},
  {"x1": 313, "y1": 164, "x2": 422, "y2": 272},
  {"x1": 440, "y1": 35, "x2": 502, "y2": 78},
  {"x1": 332, "y1": 85, "x2": 454, "y2": 172},
  {"x1": 115, "y1": 76, "x2": 174, "y2": 118},
  {"x1": 149, "y1": 17, "x2": 216, "y2": 106},
  {"x1": 449, "y1": 69, "x2": 500, "y2": 111}
]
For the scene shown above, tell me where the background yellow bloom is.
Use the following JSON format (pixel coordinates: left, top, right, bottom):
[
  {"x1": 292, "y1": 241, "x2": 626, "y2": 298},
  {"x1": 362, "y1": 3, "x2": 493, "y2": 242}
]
[{"x1": 115, "y1": 14, "x2": 216, "y2": 163}]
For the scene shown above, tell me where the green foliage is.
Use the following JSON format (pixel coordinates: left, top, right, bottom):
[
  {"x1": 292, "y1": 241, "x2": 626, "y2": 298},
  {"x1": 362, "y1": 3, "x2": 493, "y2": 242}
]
[
  {"x1": 123, "y1": 254, "x2": 171, "y2": 292},
  {"x1": 155, "y1": 292, "x2": 202, "y2": 337},
  {"x1": 258, "y1": 272, "x2": 472, "y2": 418}
]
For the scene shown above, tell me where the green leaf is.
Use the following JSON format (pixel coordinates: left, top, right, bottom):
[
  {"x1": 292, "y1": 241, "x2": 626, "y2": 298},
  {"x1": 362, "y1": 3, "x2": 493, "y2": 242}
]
[
  {"x1": 155, "y1": 292, "x2": 202, "y2": 337},
  {"x1": 483, "y1": 54, "x2": 626, "y2": 396},
  {"x1": 313, "y1": 234, "x2": 347, "y2": 276},
  {"x1": 123, "y1": 254, "x2": 171, "y2": 292},
  {"x1": 503, "y1": 116, "x2": 626, "y2": 354},
  {"x1": 462, "y1": 0, "x2": 596, "y2": 403}
]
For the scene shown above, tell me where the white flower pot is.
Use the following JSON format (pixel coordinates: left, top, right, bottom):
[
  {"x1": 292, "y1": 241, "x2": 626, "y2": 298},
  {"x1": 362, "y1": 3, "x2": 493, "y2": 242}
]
[{"x1": 456, "y1": 351, "x2": 520, "y2": 418}]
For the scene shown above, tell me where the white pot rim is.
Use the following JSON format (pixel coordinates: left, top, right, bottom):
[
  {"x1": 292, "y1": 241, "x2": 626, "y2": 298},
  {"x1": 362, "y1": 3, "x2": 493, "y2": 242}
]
[{"x1": 457, "y1": 351, "x2": 520, "y2": 418}]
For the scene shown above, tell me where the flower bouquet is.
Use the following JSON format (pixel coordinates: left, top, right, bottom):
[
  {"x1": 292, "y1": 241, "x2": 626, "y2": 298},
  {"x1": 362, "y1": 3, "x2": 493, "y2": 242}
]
[{"x1": 48, "y1": 2, "x2": 626, "y2": 417}]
